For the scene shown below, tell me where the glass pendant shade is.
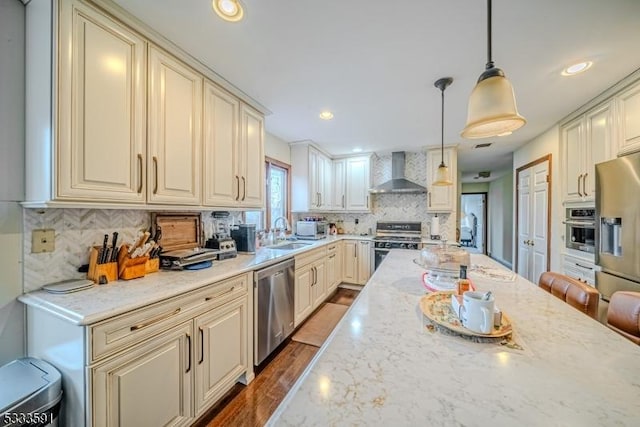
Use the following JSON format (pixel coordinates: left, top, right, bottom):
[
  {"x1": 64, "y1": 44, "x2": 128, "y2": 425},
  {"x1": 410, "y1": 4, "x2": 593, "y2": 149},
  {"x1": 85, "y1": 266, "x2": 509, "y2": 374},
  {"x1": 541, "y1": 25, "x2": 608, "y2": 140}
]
[
  {"x1": 461, "y1": 73, "x2": 526, "y2": 139},
  {"x1": 432, "y1": 163, "x2": 452, "y2": 186}
]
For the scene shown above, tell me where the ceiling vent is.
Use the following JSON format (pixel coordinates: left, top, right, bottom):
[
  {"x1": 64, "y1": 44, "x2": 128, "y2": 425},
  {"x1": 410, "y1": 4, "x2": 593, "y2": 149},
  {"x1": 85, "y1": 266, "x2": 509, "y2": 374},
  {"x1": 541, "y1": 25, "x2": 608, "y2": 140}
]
[
  {"x1": 473, "y1": 171, "x2": 491, "y2": 179},
  {"x1": 474, "y1": 143, "x2": 492, "y2": 148}
]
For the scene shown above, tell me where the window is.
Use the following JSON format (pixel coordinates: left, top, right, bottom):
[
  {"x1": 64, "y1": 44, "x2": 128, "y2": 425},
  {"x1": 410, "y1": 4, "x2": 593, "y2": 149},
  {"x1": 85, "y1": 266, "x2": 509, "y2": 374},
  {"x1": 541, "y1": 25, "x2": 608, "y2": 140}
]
[{"x1": 244, "y1": 157, "x2": 291, "y2": 231}]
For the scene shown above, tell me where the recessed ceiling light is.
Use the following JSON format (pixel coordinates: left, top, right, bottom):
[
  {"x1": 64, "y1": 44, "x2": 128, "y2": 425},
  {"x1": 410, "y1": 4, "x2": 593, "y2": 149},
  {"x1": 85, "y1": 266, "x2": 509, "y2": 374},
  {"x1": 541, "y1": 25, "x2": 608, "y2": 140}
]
[
  {"x1": 562, "y1": 61, "x2": 593, "y2": 76},
  {"x1": 497, "y1": 131, "x2": 512, "y2": 137},
  {"x1": 352, "y1": 148, "x2": 363, "y2": 153},
  {"x1": 212, "y1": 0, "x2": 244, "y2": 22},
  {"x1": 319, "y1": 111, "x2": 334, "y2": 120}
]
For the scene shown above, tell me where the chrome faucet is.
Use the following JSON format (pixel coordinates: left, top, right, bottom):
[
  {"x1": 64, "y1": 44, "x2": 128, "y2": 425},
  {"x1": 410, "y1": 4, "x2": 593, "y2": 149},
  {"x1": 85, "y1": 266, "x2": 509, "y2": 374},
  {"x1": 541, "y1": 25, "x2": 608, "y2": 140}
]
[{"x1": 273, "y1": 217, "x2": 290, "y2": 242}]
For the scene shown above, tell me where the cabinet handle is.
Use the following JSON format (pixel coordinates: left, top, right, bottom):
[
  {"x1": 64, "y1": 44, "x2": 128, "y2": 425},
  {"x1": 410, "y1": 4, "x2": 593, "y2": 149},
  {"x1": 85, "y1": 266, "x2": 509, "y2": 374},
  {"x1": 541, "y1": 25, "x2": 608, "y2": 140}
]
[
  {"x1": 137, "y1": 154, "x2": 143, "y2": 193},
  {"x1": 199, "y1": 327, "x2": 204, "y2": 364},
  {"x1": 235, "y1": 176, "x2": 240, "y2": 201},
  {"x1": 342, "y1": 194, "x2": 345, "y2": 208},
  {"x1": 428, "y1": 192, "x2": 432, "y2": 207},
  {"x1": 153, "y1": 156, "x2": 158, "y2": 194},
  {"x1": 575, "y1": 262, "x2": 594, "y2": 270},
  {"x1": 329, "y1": 254, "x2": 336, "y2": 259},
  {"x1": 317, "y1": 192, "x2": 320, "y2": 207},
  {"x1": 354, "y1": 245, "x2": 357, "y2": 258},
  {"x1": 577, "y1": 174, "x2": 583, "y2": 197},
  {"x1": 313, "y1": 266, "x2": 317, "y2": 285},
  {"x1": 130, "y1": 308, "x2": 181, "y2": 331},
  {"x1": 584, "y1": 173, "x2": 589, "y2": 195},
  {"x1": 328, "y1": 246, "x2": 336, "y2": 250},
  {"x1": 242, "y1": 176, "x2": 247, "y2": 201},
  {"x1": 204, "y1": 286, "x2": 235, "y2": 301},
  {"x1": 186, "y1": 333, "x2": 191, "y2": 373}
]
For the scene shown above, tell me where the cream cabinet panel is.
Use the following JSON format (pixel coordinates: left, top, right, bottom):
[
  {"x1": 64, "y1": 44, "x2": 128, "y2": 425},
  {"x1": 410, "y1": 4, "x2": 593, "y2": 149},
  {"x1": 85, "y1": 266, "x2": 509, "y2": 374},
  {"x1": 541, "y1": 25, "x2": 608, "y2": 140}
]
[
  {"x1": 294, "y1": 264, "x2": 314, "y2": 327},
  {"x1": 617, "y1": 81, "x2": 640, "y2": 156},
  {"x1": 148, "y1": 46, "x2": 202, "y2": 205},
  {"x1": 311, "y1": 261, "x2": 327, "y2": 309},
  {"x1": 342, "y1": 240, "x2": 358, "y2": 284},
  {"x1": 426, "y1": 148, "x2": 457, "y2": 213},
  {"x1": 357, "y1": 240, "x2": 372, "y2": 285},
  {"x1": 240, "y1": 104, "x2": 265, "y2": 208},
  {"x1": 562, "y1": 117, "x2": 585, "y2": 202},
  {"x1": 585, "y1": 103, "x2": 613, "y2": 197},
  {"x1": 326, "y1": 243, "x2": 342, "y2": 294},
  {"x1": 332, "y1": 159, "x2": 347, "y2": 210},
  {"x1": 345, "y1": 156, "x2": 371, "y2": 211},
  {"x1": 194, "y1": 296, "x2": 247, "y2": 416},
  {"x1": 57, "y1": 0, "x2": 146, "y2": 202},
  {"x1": 203, "y1": 82, "x2": 240, "y2": 206},
  {"x1": 91, "y1": 321, "x2": 193, "y2": 427}
]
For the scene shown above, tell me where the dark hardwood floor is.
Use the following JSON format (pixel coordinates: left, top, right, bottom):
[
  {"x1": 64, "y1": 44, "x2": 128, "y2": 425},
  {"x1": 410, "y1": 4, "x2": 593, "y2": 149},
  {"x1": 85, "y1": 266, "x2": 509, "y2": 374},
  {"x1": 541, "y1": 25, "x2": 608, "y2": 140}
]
[{"x1": 193, "y1": 287, "x2": 359, "y2": 427}]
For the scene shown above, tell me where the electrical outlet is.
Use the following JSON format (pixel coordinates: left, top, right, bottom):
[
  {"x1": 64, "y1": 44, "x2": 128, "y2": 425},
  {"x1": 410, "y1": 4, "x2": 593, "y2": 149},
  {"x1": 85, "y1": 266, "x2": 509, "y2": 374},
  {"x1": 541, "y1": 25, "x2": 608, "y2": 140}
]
[{"x1": 32, "y1": 229, "x2": 55, "y2": 253}]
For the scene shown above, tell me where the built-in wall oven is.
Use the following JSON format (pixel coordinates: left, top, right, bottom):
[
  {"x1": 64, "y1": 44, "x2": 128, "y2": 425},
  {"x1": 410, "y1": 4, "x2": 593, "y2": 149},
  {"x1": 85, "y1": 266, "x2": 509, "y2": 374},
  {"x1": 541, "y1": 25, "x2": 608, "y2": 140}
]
[
  {"x1": 373, "y1": 222, "x2": 422, "y2": 270},
  {"x1": 564, "y1": 208, "x2": 595, "y2": 254}
]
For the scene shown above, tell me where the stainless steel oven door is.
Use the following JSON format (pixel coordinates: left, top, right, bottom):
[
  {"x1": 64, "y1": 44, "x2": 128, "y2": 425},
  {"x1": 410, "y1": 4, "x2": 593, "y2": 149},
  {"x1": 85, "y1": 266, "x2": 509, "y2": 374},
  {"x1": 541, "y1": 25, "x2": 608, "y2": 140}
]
[
  {"x1": 374, "y1": 248, "x2": 390, "y2": 270},
  {"x1": 564, "y1": 220, "x2": 595, "y2": 253}
]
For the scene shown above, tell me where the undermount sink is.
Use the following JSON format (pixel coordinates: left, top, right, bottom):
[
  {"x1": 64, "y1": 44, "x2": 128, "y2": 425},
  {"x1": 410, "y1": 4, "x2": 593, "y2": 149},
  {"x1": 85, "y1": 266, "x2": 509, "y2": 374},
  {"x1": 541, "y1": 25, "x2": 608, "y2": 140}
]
[{"x1": 268, "y1": 242, "x2": 312, "y2": 251}]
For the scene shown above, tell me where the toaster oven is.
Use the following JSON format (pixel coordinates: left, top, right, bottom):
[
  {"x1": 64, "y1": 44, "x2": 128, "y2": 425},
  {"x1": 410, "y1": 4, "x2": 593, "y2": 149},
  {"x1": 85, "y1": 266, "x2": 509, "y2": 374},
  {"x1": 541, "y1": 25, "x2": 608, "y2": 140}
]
[{"x1": 295, "y1": 221, "x2": 328, "y2": 240}]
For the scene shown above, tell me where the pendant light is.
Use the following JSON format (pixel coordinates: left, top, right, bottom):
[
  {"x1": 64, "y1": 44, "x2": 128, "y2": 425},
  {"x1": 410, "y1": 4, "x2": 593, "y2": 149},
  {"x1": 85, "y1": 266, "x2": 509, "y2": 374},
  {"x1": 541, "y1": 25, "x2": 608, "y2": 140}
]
[
  {"x1": 461, "y1": 0, "x2": 526, "y2": 139},
  {"x1": 433, "y1": 77, "x2": 453, "y2": 186}
]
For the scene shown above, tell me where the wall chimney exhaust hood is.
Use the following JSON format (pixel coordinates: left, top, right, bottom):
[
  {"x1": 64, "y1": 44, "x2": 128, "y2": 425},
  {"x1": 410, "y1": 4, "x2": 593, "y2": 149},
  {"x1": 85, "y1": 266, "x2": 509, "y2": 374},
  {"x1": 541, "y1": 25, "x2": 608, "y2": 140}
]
[{"x1": 369, "y1": 152, "x2": 427, "y2": 194}]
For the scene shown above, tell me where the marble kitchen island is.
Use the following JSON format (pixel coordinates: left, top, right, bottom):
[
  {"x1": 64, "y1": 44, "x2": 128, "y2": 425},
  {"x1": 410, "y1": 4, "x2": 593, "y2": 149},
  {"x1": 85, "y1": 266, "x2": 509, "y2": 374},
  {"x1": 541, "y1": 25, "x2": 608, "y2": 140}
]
[{"x1": 268, "y1": 250, "x2": 640, "y2": 426}]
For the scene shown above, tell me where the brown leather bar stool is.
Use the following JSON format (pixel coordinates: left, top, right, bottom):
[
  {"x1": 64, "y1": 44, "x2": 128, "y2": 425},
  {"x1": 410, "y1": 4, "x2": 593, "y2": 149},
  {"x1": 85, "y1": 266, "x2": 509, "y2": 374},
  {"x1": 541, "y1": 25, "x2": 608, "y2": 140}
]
[
  {"x1": 538, "y1": 272, "x2": 600, "y2": 319},
  {"x1": 607, "y1": 291, "x2": 640, "y2": 345}
]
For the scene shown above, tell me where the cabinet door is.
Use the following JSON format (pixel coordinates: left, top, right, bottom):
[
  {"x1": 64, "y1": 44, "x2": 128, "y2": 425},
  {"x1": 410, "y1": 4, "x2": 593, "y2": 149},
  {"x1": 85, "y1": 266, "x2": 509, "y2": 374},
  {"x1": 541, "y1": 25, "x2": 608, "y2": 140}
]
[
  {"x1": 203, "y1": 82, "x2": 240, "y2": 206},
  {"x1": 426, "y1": 148, "x2": 456, "y2": 212},
  {"x1": 148, "y1": 46, "x2": 202, "y2": 205},
  {"x1": 312, "y1": 261, "x2": 327, "y2": 309},
  {"x1": 561, "y1": 118, "x2": 585, "y2": 202},
  {"x1": 308, "y1": 148, "x2": 320, "y2": 210},
  {"x1": 345, "y1": 157, "x2": 371, "y2": 211},
  {"x1": 332, "y1": 159, "x2": 346, "y2": 210},
  {"x1": 239, "y1": 104, "x2": 265, "y2": 208},
  {"x1": 326, "y1": 245, "x2": 341, "y2": 294},
  {"x1": 194, "y1": 296, "x2": 247, "y2": 416},
  {"x1": 584, "y1": 102, "x2": 614, "y2": 198},
  {"x1": 58, "y1": 1, "x2": 146, "y2": 202},
  {"x1": 617, "y1": 81, "x2": 640, "y2": 156},
  {"x1": 357, "y1": 241, "x2": 372, "y2": 285},
  {"x1": 91, "y1": 321, "x2": 193, "y2": 427},
  {"x1": 294, "y1": 265, "x2": 314, "y2": 326},
  {"x1": 342, "y1": 241, "x2": 358, "y2": 284}
]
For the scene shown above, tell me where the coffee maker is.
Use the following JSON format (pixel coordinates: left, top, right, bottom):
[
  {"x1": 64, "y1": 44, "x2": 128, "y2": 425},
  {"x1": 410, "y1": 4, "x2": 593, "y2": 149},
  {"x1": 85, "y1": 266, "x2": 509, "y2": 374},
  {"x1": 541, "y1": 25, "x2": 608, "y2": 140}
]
[{"x1": 231, "y1": 224, "x2": 257, "y2": 254}]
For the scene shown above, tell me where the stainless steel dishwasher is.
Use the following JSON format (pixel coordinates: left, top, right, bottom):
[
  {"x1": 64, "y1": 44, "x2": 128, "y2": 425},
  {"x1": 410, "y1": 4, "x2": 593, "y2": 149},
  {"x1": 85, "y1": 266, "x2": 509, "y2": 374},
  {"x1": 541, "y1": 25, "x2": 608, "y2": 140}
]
[{"x1": 254, "y1": 258, "x2": 295, "y2": 365}]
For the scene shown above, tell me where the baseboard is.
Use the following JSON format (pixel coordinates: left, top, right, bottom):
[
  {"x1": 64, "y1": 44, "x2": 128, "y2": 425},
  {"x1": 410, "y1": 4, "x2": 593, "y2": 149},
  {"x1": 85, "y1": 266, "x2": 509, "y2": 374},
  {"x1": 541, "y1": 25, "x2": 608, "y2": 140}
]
[{"x1": 337, "y1": 283, "x2": 364, "y2": 291}]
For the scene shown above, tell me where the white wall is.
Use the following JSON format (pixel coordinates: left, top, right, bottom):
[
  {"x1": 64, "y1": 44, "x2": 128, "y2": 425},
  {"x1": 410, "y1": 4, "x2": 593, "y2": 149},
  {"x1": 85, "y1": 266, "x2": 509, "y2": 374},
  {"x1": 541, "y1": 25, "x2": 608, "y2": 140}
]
[
  {"x1": 0, "y1": 0, "x2": 25, "y2": 365},
  {"x1": 513, "y1": 125, "x2": 563, "y2": 273},
  {"x1": 461, "y1": 182, "x2": 490, "y2": 193},
  {"x1": 487, "y1": 172, "x2": 513, "y2": 267},
  {"x1": 265, "y1": 132, "x2": 291, "y2": 165}
]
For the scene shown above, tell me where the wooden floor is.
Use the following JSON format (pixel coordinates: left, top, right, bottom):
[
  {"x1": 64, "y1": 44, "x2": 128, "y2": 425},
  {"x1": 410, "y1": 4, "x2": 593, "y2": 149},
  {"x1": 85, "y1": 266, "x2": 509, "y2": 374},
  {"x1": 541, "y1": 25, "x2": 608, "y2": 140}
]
[{"x1": 193, "y1": 287, "x2": 359, "y2": 427}]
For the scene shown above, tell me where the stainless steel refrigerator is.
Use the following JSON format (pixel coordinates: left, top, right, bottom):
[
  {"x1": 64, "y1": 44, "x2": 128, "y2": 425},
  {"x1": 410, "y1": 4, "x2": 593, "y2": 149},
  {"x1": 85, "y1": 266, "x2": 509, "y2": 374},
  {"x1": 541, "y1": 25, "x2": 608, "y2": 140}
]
[{"x1": 595, "y1": 151, "x2": 640, "y2": 300}]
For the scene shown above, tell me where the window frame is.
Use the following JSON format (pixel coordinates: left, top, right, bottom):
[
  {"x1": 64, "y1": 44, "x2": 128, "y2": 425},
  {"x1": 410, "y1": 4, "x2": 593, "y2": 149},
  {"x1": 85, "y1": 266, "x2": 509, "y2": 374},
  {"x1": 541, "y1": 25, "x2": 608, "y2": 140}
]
[{"x1": 265, "y1": 156, "x2": 292, "y2": 232}]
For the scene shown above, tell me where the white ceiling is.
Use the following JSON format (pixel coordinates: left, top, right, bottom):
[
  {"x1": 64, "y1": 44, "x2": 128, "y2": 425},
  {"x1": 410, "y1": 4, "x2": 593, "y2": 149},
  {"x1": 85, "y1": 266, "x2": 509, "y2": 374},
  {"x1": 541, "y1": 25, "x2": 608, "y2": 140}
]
[{"x1": 113, "y1": 0, "x2": 640, "y2": 182}]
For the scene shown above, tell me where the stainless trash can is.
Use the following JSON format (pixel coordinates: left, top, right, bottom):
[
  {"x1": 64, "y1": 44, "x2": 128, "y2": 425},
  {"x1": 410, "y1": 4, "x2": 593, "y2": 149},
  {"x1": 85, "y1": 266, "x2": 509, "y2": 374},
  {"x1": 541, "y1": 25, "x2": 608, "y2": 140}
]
[{"x1": 0, "y1": 358, "x2": 62, "y2": 427}]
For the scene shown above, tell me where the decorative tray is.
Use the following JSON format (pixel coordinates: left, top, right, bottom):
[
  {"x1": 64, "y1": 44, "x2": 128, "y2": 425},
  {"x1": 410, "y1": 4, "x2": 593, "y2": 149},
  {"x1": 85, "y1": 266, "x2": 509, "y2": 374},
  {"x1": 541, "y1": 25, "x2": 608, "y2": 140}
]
[{"x1": 419, "y1": 291, "x2": 513, "y2": 338}]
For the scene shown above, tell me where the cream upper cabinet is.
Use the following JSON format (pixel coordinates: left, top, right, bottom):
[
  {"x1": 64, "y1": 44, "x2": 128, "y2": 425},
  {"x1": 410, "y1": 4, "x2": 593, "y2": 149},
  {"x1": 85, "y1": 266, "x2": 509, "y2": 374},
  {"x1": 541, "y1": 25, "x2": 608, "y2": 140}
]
[
  {"x1": 291, "y1": 144, "x2": 330, "y2": 212},
  {"x1": 345, "y1": 156, "x2": 372, "y2": 211},
  {"x1": 332, "y1": 159, "x2": 347, "y2": 210},
  {"x1": 561, "y1": 101, "x2": 614, "y2": 203},
  {"x1": 148, "y1": 46, "x2": 202, "y2": 205},
  {"x1": 56, "y1": 0, "x2": 147, "y2": 203},
  {"x1": 426, "y1": 147, "x2": 457, "y2": 213},
  {"x1": 203, "y1": 82, "x2": 240, "y2": 206},
  {"x1": 239, "y1": 104, "x2": 265, "y2": 208},
  {"x1": 616, "y1": 80, "x2": 640, "y2": 156}
]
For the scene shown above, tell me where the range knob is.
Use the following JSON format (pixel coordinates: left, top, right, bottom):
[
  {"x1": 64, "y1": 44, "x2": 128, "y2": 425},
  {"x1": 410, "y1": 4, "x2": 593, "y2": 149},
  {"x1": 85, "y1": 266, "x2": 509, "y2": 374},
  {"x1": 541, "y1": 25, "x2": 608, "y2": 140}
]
[
  {"x1": 400, "y1": 243, "x2": 407, "y2": 249},
  {"x1": 385, "y1": 242, "x2": 392, "y2": 249}
]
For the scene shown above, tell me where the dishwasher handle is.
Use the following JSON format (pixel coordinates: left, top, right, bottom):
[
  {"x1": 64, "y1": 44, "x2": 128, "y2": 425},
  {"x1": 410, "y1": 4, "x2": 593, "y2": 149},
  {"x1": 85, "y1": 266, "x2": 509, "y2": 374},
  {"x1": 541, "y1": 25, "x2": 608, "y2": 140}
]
[{"x1": 254, "y1": 258, "x2": 295, "y2": 282}]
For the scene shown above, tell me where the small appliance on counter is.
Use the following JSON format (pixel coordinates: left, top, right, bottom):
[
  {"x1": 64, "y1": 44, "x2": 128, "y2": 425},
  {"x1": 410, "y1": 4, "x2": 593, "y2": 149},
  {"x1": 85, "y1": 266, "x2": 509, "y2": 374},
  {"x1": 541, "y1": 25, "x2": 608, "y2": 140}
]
[
  {"x1": 152, "y1": 213, "x2": 218, "y2": 270},
  {"x1": 205, "y1": 212, "x2": 238, "y2": 260},
  {"x1": 295, "y1": 220, "x2": 328, "y2": 240},
  {"x1": 231, "y1": 224, "x2": 257, "y2": 253}
]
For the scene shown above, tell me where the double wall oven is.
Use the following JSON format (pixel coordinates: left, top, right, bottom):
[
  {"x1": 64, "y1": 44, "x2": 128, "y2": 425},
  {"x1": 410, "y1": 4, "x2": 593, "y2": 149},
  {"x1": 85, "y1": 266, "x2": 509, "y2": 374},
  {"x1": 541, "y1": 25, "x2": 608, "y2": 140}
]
[
  {"x1": 373, "y1": 222, "x2": 422, "y2": 270},
  {"x1": 564, "y1": 208, "x2": 596, "y2": 254}
]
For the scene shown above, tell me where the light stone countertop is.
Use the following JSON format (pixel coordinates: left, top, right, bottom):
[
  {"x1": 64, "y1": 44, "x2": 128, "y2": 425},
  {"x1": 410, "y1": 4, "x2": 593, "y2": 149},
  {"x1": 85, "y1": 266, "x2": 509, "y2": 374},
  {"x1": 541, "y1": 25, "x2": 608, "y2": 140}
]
[
  {"x1": 18, "y1": 235, "x2": 369, "y2": 325},
  {"x1": 268, "y1": 250, "x2": 640, "y2": 426}
]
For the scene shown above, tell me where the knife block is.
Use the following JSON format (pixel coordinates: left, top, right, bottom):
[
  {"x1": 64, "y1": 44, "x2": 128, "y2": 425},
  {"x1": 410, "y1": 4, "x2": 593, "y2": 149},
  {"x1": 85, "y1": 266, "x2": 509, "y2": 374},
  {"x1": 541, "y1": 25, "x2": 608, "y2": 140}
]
[
  {"x1": 87, "y1": 247, "x2": 118, "y2": 284},
  {"x1": 117, "y1": 245, "x2": 149, "y2": 280},
  {"x1": 145, "y1": 258, "x2": 160, "y2": 274}
]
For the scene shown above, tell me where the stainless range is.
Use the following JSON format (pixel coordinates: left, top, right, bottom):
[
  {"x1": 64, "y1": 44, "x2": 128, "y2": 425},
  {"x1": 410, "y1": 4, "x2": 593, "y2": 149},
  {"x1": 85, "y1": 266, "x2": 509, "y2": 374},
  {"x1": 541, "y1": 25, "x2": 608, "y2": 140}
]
[{"x1": 373, "y1": 221, "x2": 422, "y2": 270}]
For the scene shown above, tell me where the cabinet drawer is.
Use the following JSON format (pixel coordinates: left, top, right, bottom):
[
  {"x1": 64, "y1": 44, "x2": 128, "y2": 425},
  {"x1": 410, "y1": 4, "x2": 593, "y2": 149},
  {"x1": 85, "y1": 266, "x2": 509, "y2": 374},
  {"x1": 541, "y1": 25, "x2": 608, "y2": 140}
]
[
  {"x1": 295, "y1": 247, "x2": 327, "y2": 269},
  {"x1": 90, "y1": 273, "x2": 248, "y2": 363}
]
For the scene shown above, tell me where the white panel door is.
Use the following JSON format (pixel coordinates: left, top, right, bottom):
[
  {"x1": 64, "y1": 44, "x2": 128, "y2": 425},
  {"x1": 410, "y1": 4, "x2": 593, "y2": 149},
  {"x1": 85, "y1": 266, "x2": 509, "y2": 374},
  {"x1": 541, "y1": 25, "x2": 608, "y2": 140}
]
[
  {"x1": 562, "y1": 118, "x2": 584, "y2": 202},
  {"x1": 517, "y1": 168, "x2": 531, "y2": 278},
  {"x1": 194, "y1": 297, "x2": 247, "y2": 416},
  {"x1": 239, "y1": 104, "x2": 265, "y2": 208},
  {"x1": 58, "y1": 1, "x2": 146, "y2": 202},
  {"x1": 345, "y1": 157, "x2": 371, "y2": 211},
  {"x1": 91, "y1": 321, "x2": 193, "y2": 427},
  {"x1": 203, "y1": 82, "x2": 239, "y2": 206},
  {"x1": 332, "y1": 159, "x2": 346, "y2": 210},
  {"x1": 531, "y1": 163, "x2": 549, "y2": 285},
  {"x1": 148, "y1": 46, "x2": 202, "y2": 205}
]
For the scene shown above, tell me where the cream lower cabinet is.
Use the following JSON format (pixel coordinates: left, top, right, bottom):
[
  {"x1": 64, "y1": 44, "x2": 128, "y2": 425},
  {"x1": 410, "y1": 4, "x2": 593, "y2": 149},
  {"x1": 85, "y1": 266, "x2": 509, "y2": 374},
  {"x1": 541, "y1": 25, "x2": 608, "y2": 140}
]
[
  {"x1": 326, "y1": 242, "x2": 342, "y2": 294},
  {"x1": 26, "y1": 273, "x2": 252, "y2": 427},
  {"x1": 343, "y1": 240, "x2": 372, "y2": 285},
  {"x1": 294, "y1": 247, "x2": 327, "y2": 326}
]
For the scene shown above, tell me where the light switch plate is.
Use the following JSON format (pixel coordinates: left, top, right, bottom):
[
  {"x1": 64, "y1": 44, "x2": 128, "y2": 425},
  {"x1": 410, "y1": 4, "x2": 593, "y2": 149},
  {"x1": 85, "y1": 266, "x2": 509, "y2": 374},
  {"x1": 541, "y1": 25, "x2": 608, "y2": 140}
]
[{"x1": 32, "y1": 229, "x2": 55, "y2": 253}]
